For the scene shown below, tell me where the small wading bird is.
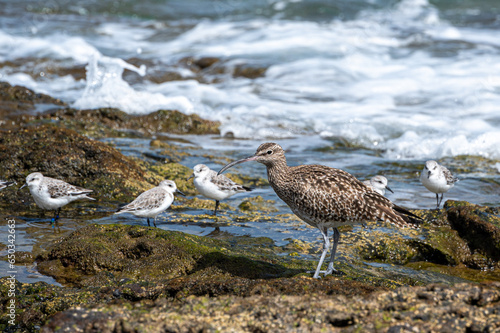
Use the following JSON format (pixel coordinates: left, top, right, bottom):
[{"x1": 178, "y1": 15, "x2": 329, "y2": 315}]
[
  {"x1": 420, "y1": 160, "x2": 458, "y2": 209},
  {"x1": 218, "y1": 143, "x2": 421, "y2": 279},
  {"x1": 21, "y1": 172, "x2": 95, "y2": 223},
  {"x1": 0, "y1": 180, "x2": 15, "y2": 190},
  {"x1": 188, "y1": 164, "x2": 251, "y2": 216},
  {"x1": 363, "y1": 175, "x2": 393, "y2": 196},
  {"x1": 115, "y1": 180, "x2": 184, "y2": 227}
]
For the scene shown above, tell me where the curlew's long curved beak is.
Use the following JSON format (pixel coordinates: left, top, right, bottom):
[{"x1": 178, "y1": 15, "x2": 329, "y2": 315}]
[
  {"x1": 386, "y1": 186, "x2": 394, "y2": 194},
  {"x1": 218, "y1": 155, "x2": 258, "y2": 175}
]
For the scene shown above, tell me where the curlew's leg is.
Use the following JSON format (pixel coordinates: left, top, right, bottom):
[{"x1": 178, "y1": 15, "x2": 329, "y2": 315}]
[
  {"x1": 213, "y1": 200, "x2": 220, "y2": 216},
  {"x1": 312, "y1": 227, "x2": 330, "y2": 279},
  {"x1": 325, "y1": 228, "x2": 340, "y2": 276},
  {"x1": 147, "y1": 218, "x2": 151, "y2": 227}
]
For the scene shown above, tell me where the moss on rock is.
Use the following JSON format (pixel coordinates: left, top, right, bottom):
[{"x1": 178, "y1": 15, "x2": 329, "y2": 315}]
[{"x1": 4, "y1": 107, "x2": 220, "y2": 138}]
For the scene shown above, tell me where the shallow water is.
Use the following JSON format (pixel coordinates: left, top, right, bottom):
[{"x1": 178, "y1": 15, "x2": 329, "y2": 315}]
[{"x1": 0, "y1": 0, "x2": 499, "y2": 284}]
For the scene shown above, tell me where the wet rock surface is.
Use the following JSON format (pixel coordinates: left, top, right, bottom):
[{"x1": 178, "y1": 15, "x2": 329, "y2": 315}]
[{"x1": 39, "y1": 282, "x2": 500, "y2": 333}]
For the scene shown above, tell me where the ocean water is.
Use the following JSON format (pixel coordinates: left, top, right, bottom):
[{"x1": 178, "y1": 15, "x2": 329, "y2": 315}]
[{"x1": 0, "y1": 0, "x2": 499, "y2": 283}]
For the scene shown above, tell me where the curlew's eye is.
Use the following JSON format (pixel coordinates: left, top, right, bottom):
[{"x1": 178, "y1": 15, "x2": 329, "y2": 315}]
[{"x1": 266, "y1": 150, "x2": 273, "y2": 155}]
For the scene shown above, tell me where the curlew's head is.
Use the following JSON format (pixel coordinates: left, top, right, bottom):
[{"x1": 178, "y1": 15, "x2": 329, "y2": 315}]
[
  {"x1": 158, "y1": 179, "x2": 185, "y2": 196},
  {"x1": 218, "y1": 142, "x2": 286, "y2": 175}
]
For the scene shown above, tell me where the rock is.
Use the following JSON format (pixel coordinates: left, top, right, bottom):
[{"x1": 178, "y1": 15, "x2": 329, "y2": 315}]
[
  {"x1": 446, "y1": 200, "x2": 500, "y2": 264},
  {"x1": 4, "y1": 107, "x2": 220, "y2": 138},
  {"x1": 38, "y1": 282, "x2": 500, "y2": 333},
  {"x1": 0, "y1": 81, "x2": 65, "y2": 116},
  {"x1": 238, "y1": 195, "x2": 278, "y2": 212}
]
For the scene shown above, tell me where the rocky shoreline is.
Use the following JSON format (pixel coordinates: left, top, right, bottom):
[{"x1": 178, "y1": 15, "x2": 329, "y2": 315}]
[{"x1": 0, "y1": 81, "x2": 499, "y2": 332}]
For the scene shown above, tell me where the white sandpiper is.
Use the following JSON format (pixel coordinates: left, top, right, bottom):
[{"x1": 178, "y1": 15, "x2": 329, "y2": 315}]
[
  {"x1": 218, "y1": 143, "x2": 421, "y2": 279},
  {"x1": 115, "y1": 180, "x2": 184, "y2": 227},
  {"x1": 188, "y1": 164, "x2": 251, "y2": 216},
  {"x1": 0, "y1": 180, "x2": 15, "y2": 190},
  {"x1": 21, "y1": 172, "x2": 95, "y2": 223},
  {"x1": 363, "y1": 175, "x2": 393, "y2": 196},
  {"x1": 420, "y1": 160, "x2": 458, "y2": 209}
]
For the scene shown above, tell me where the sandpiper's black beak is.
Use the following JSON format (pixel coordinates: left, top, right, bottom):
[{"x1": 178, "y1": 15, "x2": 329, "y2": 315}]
[
  {"x1": 218, "y1": 155, "x2": 258, "y2": 175},
  {"x1": 19, "y1": 183, "x2": 27, "y2": 190},
  {"x1": 386, "y1": 186, "x2": 394, "y2": 194},
  {"x1": 175, "y1": 189, "x2": 186, "y2": 196},
  {"x1": 427, "y1": 171, "x2": 431, "y2": 178},
  {"x1": 187, "y1": 173, "x2": 194, "y2": 181}
]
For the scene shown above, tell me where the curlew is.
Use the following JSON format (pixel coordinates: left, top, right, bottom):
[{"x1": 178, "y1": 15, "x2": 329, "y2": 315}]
[{"x1": 219, "y1": 142, "x2": 421, "y2": 279}]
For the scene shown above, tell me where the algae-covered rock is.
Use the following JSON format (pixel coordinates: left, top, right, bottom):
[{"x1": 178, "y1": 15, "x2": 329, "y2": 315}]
[
  {"x1": 446, "y1": 200, "x2": 500, "y2": 263},
  {"x1": 35, "y1": 224, "x2": 300, "y2": 288},
  {"x1": 40, "y1": 282, "x2": 500, "y2": 333},
  {"x1": 238, "y1": 195, "x2": 278, "y2": 212},
  {"x1": 0, "y1": 277, "x2": 101, "y2": 333},
  {"x1": 4, "y1": 107, "x2": 220, "y2": 138},
  {"x1": 0, "y1": 81, "x2": 65, "y2": 116}
]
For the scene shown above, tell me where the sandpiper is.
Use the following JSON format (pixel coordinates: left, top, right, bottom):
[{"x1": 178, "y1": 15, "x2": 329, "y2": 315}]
[
  {"x1": 188, "y1": 164, "x2": 251, "y2": 216},
  {"x1": 363, "y1": 175, "x2": 393, "y2": 196},
  {"x1": 219, "y1": 142, "x2": 421, "y2": 279},
  {"x1": 115, "y1": 180, "x2": 184, "y2": 227},
  {"x1": 21, "y1": 172, "x2": 95, "y2": 223},
  {"x1": 420, "y1": 160, "x2": 458, "y2": 209},
  {"x1": 0, "y1": 180, "x2": 15, "y2": 190}
]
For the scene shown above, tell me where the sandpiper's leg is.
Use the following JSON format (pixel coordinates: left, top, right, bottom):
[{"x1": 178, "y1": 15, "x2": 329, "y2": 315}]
[
  {"x1": 312, "y1": 228, "x2": 330, "y2": 279},
  {"x1": 153, "y1": 217, "x2": 157, "y2": 228},
  {"x1": 438, "y1": 193, "x2": 444, "y2": 208},
  {"x1": 147, "y1": 218, "x2": 151, "y2": 227},
  {"x1": 325, "y1": 228, "x2": 341, "y2": 276},
  {"x1": 51, "y1": 208, "x2": 61, "y2": 224},
  {"x1": 435, "y1": 193, "x2": 440, "y2": 209},
  {"x1": 213, "y1": 200, "x2": 220, "y2": 216}
]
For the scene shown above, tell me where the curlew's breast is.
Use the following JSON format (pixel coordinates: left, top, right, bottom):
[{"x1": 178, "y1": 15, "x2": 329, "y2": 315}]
[{"x1": 269, "y1": 164, "x2": 390, "y2": 228}]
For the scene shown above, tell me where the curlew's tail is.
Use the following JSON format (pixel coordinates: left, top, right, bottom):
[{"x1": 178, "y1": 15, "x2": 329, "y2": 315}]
[{"x1": 392, "y1": 204, "x2": 423, "y2": 229}]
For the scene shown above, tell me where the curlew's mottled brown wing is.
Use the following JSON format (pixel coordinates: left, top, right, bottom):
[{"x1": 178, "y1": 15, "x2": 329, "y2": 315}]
[{"x1": 271, "y1": 164, "x2": 419, "y2": 229}]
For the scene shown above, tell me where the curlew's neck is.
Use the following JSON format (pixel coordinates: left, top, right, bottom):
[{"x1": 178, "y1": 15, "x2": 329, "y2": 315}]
[{"x1": 263, "y1": 157, "x2": 290, "y2": 188}]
